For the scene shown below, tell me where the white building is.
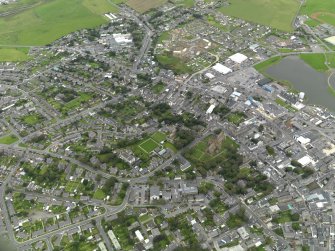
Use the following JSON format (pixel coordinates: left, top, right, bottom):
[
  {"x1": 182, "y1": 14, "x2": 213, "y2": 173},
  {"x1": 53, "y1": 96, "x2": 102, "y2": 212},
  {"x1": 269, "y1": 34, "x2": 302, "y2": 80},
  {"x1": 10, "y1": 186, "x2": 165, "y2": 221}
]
[
  {"x1": 206, "y1": 104, "x2": 216, "y2": 114},
  {"x1": 107, "y1": 230, "x2": 121, "y2": 250},
  {"x1": 212, "y1": 63, "x2": 232, "y2": 75},
  {"x1": 135, "y1": 230, "x2": 144, "y2": 242},
  {"x1": 229, "y1": 53, "x2": 248, "y2": 64}
]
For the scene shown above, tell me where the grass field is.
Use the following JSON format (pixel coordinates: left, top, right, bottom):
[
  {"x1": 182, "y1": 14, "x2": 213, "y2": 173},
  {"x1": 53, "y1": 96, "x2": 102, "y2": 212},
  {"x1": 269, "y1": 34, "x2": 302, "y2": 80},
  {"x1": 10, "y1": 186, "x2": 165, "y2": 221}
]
[
  {"x1": 300, "y1": 0, "x2": 335, "y2": 26},
  {"x1": 156, "y1": 52, "x2": 193, "y2": 75},
  {"x1": 0, "y1": 47, "x2": 30, "y2": 61},
  {"x1": 21, "y1": 113, "x2": 44, "y2": 126},
  {"x1": 126, "y1": 0, "x2": 167, "y2": 13},
  {"x1": 219, "y1": 0, "x2": 300, "y2": 32},
  {"x1": 139, "y1": 138, "x2": 160, "y2": 153},
  {"x1": 186, "y1": 135, "x2": 238, "y2": 163},
  {"x1": 0, "y1": 0, "x2": 118, "y2": 61},
  {"x1": 135, "y1": 131, "x2": 177, "y2": 156},
  {"x1": 299, "y1": 53, "x2": 335, "y2": 71},
  {"x1": 254, "y1": 56, "x2": 282, "y2": 73},
  {"x1": 0, "y1": 135, "x2": 19, "y2": 144},
  {"x1": 170, "y1": 0, "x2": 194, "y2": 8}
]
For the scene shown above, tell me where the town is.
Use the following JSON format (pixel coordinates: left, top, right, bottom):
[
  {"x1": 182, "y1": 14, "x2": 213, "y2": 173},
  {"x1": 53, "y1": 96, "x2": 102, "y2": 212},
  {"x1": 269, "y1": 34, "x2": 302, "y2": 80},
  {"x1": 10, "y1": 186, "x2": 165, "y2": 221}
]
[{"x1": 0, "y1": 0, "x2": 335, "y2": 251}]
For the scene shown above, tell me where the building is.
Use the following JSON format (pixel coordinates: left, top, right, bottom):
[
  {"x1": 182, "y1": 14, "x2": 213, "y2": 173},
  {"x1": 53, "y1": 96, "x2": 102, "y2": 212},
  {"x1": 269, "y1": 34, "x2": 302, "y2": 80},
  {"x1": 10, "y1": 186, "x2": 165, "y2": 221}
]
[
  {"x1": 212, "y1": 63, "x2": 232, "y2": 75},
  {"x1": 107, "y1": 230, "x2": 121, "y2": 250},
  {"x1": 229, "y1": 53, "x2": 248, "y2": 64},
  {"x1": 135, "y1": 230, "x2": 144, "y2": 242}
]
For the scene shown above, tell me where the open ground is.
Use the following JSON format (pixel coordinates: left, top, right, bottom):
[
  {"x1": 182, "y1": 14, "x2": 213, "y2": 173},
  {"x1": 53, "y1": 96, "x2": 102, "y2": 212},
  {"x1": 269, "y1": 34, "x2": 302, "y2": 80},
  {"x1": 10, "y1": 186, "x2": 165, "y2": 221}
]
[
  {"x1": 219, "y1": 0, "x2": 300, "y2": 32},
  {"x1": 0, "y1": 0, "x2": 118, "y2": 61}
]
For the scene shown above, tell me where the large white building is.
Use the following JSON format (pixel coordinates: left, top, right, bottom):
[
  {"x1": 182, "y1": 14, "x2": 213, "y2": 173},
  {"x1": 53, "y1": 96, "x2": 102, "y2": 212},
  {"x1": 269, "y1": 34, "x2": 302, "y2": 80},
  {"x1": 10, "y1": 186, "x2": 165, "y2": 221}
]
[
  {"x1": 212, "y1": 63, "x2": 232, "y2": 75},
  {"x1": 108, "y1": 230, "x2": 121, "y2": 250},
  {"x1": 229, "y1": 53, "x2": 248, "y2": 64}
]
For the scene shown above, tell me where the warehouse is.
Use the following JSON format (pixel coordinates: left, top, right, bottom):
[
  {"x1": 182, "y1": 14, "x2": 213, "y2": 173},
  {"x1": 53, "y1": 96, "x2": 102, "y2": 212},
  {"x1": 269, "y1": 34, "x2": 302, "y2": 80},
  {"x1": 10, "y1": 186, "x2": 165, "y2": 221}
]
[{"x1": 212, "y1": 63, "x2": 232, "y2": 75}]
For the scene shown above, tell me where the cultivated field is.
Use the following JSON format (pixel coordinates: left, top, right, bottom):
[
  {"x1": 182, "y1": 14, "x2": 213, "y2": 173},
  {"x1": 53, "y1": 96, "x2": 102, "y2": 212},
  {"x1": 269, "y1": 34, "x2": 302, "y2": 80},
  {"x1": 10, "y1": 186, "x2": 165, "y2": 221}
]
[
  {"x1": 219, "y1": 0, "x2": 300, "y2": 32},
  {"x1": 126, "y1": 0, "x2": 167, "y2": 13},
  {"x1": 0, "y1": 0, "x2": 117, "y2": 46}
]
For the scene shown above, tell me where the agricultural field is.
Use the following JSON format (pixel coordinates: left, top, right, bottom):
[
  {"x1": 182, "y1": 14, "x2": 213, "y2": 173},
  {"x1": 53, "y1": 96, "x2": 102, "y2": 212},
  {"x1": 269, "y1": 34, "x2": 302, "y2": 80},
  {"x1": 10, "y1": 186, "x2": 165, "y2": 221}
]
[
  {"x1": 219, "y1": 0, "x2": 300, "y2": 32},
  {"x1": 126, "y1": 0, "x2": 167, "y2": 13},
  {"x1": 0, "y1": 0, "x2": 118, "y2": 61},
  {"x1": 170, "y1": 0, "x2": 194, "y2": 8},
  {"x1": 300, "y1": 0, "x2": 335, "y2": 27}
]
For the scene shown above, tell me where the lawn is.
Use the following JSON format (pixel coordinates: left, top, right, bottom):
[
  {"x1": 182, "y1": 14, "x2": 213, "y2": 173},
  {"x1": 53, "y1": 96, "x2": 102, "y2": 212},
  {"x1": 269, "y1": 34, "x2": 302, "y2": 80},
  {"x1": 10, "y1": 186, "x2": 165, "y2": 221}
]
[
  {"x1": 272, "y1": 210, "x2": 300, "y2": 223},
  {"x1": 126, "y1": 0, "x2": 167, "y2": 13},
  {"x1": 275, "y1": 98, "x2": 297, "y2": 112},
  {"x1": 185, "y1": 135, "x2": 238, "y2": 163},
  {"x1": 151, "y1": 82, "x2": 166, "y2": 94},
  {"x1": 219, "y1": 0, "x2": 300, "y2": 32},
  {"x1": 0, "y1": 0, "x2": 117, "y2": 61},
  {"x1": 0, "y1": 135, "x2": 18, "y2": 144},
  {"x1": 62, "y1": 93, "x2": 93, "y2": 113},
  {"x1": 151, "y1": 131, "x2": 167, "y2": 143},
  {"x1": 254, "y1": 56, "x2": 282, "y2": 73},
  {"x1": 156, "y1": 52, "x2": 193, "y2": 75},
  {"x1": 228, "y1": 112, "x2": 246, "y2": 126},
  {"x1": 300, "y1": 0, "x2": 335, "y2": 26},
  {"x1": 21, "y1": 113, "x2": 44, "y2": 126},
  {"x1": 93, "y1": 189, "x2": 106, "y2": 200}
]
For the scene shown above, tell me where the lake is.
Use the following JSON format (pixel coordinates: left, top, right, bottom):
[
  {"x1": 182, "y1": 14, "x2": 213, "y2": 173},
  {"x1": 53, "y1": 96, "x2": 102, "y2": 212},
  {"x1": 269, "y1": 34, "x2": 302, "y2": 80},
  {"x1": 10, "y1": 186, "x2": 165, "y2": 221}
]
[{"x1": 265, "y1": 56, "x2": 335, "y2": 111}]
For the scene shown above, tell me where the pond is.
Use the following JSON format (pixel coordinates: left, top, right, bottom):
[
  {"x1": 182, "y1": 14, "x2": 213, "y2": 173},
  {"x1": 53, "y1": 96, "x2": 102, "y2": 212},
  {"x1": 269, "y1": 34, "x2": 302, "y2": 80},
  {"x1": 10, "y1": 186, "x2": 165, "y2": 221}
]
[{"x1": 265, "y1": 56, "x2": 334, "y2": 111}]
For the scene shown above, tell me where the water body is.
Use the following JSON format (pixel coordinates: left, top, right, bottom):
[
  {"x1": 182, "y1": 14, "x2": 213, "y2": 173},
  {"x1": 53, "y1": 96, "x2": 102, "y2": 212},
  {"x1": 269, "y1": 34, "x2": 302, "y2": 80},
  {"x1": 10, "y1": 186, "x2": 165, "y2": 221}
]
[{"x1": 265, "y1": 56, "x2": 335, "y2": 111}]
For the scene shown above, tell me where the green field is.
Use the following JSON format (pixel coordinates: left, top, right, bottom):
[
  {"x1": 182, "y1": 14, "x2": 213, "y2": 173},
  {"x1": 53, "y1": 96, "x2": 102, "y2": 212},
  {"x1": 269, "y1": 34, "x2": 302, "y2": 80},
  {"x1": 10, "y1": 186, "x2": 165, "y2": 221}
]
[
  {"x1": 186, "y1": 135, "x2": 238, "y2": 163},
  {"x1": 135, "y1": 131, "x2": 176, "y2": 155},
  {"x1": 0, "y1": 47, "x2": 30, "y2": 61},
  {"x1": 300, "y1": 0, "x2": 335, "y2": 26},
  {"x1": 21, "y1": 113, "x2": 44, "y2": 126},
  {"x1": 151, "y1": 131, "x2": 167, "y2": 142},
  {"x1": 0, "y1": 135, "x2": 19, "y2": 144},
  {"x1": 139, "y1": 138, "x2": 160, "y2": 153},
  {"x1": 299, "y1": 53, "x2": 335, "y2": 71},
  {"x1": 170, "y1": 0, "x2": 194, "y2": 8},
  {"x1": 0, "y1": 0, "x2": 118, "y2": 61},
  {"x1": 219, "y1": 0, "x2": 300, "y2": 32},
  {"x1": 156, "y1": 52, "x2": 193, "y2": 75},
  {"x1": 254, "y1": 56, "x2": 282, "y2": 73},
  {"x1": 126, "y1": 0, "x2": 167, "y2": 13}
]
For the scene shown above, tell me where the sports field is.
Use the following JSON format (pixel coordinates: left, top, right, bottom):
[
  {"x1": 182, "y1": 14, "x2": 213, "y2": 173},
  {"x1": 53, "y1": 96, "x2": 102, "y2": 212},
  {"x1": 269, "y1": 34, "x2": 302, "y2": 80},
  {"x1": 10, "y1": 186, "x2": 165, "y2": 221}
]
[
  {"x1": 301, "y1": 0, "x2": 335, "y2": 26},
  {"x1": 137, "y1": 132, "x2": 167, "y2": 153},
  {"x1": 0, "y1": 0, "x2": 117, "y2": 61},
  {"x1": 219, "y1": 0, "x2": 300, "y2": 32},
  {"x1": 126, "y1": 0, "x2": 167, "y2": 13}
]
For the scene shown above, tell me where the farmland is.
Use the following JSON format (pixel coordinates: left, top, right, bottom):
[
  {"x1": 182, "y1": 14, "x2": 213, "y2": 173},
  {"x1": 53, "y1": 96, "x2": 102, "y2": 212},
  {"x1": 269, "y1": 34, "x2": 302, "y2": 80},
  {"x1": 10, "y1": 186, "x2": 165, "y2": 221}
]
[
  {"x1": 219, "y1": 0, "x2": 300, "y2": 32},
  {"x1": 126, "y1": 0, "x2": 167, "y2": 13},
  {"x1": 0, "y1": 0, "x2": 118, "y2": 61}
]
